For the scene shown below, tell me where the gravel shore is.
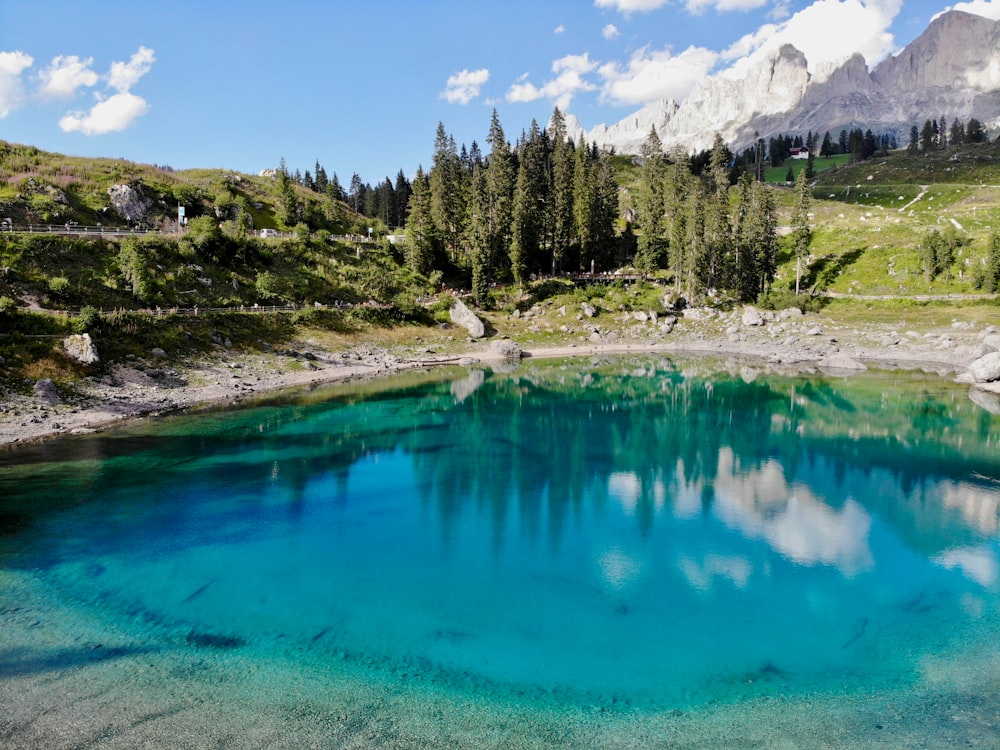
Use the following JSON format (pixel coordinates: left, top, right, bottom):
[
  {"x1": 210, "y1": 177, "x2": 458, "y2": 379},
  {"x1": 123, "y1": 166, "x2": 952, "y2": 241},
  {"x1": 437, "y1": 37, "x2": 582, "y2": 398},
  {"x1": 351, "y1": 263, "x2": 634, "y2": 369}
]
[{"x1": 2, "y1": 306, "x2": 998, "y2": 446}]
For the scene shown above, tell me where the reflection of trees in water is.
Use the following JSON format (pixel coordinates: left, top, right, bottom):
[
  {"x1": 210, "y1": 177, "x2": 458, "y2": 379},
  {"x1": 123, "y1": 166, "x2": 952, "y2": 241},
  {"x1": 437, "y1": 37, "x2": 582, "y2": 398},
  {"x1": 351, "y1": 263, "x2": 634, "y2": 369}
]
[
  {"x1": 3, "y1": 358, "x2": 998, "y2": 566},
  {"x1": 405, "y1": 360, "x2": 1000, "y2": 557}
]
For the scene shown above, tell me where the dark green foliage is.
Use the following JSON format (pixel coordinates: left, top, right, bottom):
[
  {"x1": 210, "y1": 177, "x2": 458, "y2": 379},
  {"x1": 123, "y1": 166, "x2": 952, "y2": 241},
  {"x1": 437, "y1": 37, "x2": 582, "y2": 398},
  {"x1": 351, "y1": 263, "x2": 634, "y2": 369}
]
[{"x1": 919, "y1": 227, "x2": 965, "y2": 281}]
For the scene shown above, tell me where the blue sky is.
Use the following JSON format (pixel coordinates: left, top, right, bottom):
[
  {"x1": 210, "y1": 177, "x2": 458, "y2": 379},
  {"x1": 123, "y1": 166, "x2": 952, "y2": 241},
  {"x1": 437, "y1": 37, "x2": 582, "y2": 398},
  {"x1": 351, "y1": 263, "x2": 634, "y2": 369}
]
[{"x1": 1, "y1": 0, "x2": 997, "y2": 186}]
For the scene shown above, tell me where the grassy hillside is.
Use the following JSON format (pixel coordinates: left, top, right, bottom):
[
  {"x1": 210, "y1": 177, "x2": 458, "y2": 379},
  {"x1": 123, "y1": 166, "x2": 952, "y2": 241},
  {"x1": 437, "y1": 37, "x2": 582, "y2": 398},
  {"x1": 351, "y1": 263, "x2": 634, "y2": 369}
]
[{"x1": 2, "y1": 137, "x2": 999, "y2": 394}]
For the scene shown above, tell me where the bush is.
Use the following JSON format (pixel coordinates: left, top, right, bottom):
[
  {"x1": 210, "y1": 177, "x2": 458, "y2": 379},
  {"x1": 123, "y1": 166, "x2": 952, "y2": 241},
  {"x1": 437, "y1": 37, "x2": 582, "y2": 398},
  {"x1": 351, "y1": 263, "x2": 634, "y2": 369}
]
[
  {"x1": 74, "y1": 305, "x2": 100, "y2": 333},
  {"x1": 0, "y1": 295, "x2": 18, "y2": 316},
  {"x1": 48, "y1": 276, "x2": 70, "y2": 295}
]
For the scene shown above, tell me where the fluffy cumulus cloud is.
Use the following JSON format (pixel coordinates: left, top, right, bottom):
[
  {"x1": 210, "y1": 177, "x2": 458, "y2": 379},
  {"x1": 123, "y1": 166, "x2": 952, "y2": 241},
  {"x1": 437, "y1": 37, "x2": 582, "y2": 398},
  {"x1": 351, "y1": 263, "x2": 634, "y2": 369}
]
[
  {"x1": 938, "y1": 0, "x2": 1000, "y2": 20},
  {"x1": 721, "y1": 0, "x2": 903, "y2": 76},
  {"x1": 107, "y1": 46, "x2": 155, "y2": 93},
  {"x1": 507, "y1": 53, "x2": 598, "y2": 110},
  {"x1": 58, "y1": 46, "x2": 155, "y2": 134},
  {"x1": 598, "y1": 44, "x2": 719, "y2": 105},
  {"x1": 602, "y1": 23, "x2": 621, "y2": 39},
  {"x1": 59, "y1": 92, "x2": 150, "y2": 135},
  {"x1": 37, "y1": 55, "x2": 99, "y2": 99},
  {"x1": 555, "y1": 24, "x2": 567, "y2": 34},
  {"x1": 0, "y1": 50, "x2": 34, "y2": 118},
  {"x1": 441, "y1": 68, "x2": 490, "y2": 104}
]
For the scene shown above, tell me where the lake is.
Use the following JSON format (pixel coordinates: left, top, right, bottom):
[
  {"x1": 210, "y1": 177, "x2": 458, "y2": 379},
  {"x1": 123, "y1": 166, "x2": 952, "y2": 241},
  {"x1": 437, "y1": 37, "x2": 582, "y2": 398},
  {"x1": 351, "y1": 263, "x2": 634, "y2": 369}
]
[{"x1": 2, "y1": 355, "x2": 999, "y2": 748}]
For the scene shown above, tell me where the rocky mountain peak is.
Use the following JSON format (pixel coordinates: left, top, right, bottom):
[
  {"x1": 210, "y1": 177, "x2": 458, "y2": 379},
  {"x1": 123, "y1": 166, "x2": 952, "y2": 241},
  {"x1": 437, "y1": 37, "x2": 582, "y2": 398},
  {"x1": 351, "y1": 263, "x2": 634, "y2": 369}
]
[{"x1": 569, "y1": 10, "x2": 1000, "y2": 157}]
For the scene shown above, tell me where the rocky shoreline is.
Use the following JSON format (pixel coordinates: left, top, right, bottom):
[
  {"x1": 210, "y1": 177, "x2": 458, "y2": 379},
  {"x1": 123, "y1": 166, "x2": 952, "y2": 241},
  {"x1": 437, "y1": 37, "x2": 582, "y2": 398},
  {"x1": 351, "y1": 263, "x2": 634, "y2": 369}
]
[{"x1": 2, "y1": 305, "x2": 999, "y2": 447}]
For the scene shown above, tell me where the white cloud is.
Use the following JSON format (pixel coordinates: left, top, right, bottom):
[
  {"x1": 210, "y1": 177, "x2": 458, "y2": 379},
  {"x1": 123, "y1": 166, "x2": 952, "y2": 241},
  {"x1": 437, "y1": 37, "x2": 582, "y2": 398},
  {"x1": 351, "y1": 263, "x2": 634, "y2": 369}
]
[
  {"x1": 599, "y1": 44, "x2": 719, "y2": 105},
  {"x1": 555, "y1": 24, "x2": 567, "y2": 34},
  {"x1": 937, "y1": 0, "x2": 1000, "y2": 20},
  {"x1": 721, "y1": 0, "x2": 903, "y2": 76},
  {"x1": 59, "y1": 92, "x2": 150, "y2": 135},
  {"x1": 506, "y1": 53, "x2": 598, "y2": 110},
  {"x1": 686, "y1": 0, "x2": 769, "y2": 12},
  {"x1": 108, "y1": 46, "x2": 155, "y2": 93},
  {"x1": 441, "y1": 67, "x2": 490, "y2": 104},
  {"x1": 0, "y1": 50, "x2": 34, "y2": 118},
  {"x1": 603, "y1": 23, "x2": 621, "y2": 39},
  {"x1": 594, "y1": 0, "x2": 671, "y2": 13},
  {"x1": 37, "y1": 55, "x2": 99, "y2": 99}
]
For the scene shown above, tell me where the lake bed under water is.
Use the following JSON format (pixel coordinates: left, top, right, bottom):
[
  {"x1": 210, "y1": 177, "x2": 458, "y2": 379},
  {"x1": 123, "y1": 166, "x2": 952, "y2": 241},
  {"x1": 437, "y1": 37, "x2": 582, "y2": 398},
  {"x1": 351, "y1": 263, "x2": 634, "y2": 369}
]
[{"x1": 2, "y1": 355, "x2": 999, "y2": 748}]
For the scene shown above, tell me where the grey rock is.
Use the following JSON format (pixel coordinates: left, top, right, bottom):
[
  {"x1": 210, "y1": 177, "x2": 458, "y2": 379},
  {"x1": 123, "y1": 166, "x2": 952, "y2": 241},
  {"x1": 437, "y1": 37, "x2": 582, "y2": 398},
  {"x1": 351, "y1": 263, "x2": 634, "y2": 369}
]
[
  {"x1": 969, "y1": 352, "x2": 1000, "y2": 383},
  {"x1": 63, "y1": 333, "x2": 99, "y2": 365},
  {"x1": 581, "y1": 302, "x2": 596, "y2": 318},
  {"x1": 981, "y1": 334, "x2": 1000, "y2": 353},
  {"x1": 742, "y1": 307, "x2": 765, "y2": 326},
  {"x1": 150, "y1": 347, "x2": 167, "y2": 358},
  {"x1": 106, "y1": 183, "x2": 153, "y2": 223},
  {"x1": 488, "y1": 339, "x2": 524, "y2": 359},
  {"x1": 450, "y1": 298, "x2": 486, "y2": 339},
  {"x1": 33, "y1": 378, "x2": 62, "y2": 405}
]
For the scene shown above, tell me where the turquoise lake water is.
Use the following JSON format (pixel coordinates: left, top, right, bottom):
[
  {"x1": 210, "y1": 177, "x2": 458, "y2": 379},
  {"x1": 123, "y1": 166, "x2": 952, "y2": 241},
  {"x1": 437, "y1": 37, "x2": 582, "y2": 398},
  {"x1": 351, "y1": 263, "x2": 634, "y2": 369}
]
[{"x1": 2, "y1": 355, "x2": 1000, "y2": 747}]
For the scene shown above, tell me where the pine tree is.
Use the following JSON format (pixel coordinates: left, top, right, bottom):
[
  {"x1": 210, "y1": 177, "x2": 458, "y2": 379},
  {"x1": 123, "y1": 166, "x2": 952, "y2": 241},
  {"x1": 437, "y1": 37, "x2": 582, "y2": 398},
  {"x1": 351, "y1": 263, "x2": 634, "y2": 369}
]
[
  {"x1": 986, "y1": 230, "x2": 1000, "y2": 292},
  {"x1": 634, "y1": 126, "x2": 669, "y2": 272},
  {"x1": 429, "y1": 123, "x2": 467, "y2": 264},
  {"x1": 406, "y1": 166, "x2": 437, "y2": 275},
  {"x1": 791, "y1": 168, "x2": 812, "y2": 295},
  {"x1": 573, "y1": 135, "x2": 594, "y2": 270},
  {"x1": 468, "y1": 162, "x2": 492, "y2": 305},
  {"x1": 510, "y1": 120, "x2": 549, "y2": 286},
  {"x1": 699, "y1": 134, "x2": 733, "y2": 290},
  {"x1": 485, "y1": 110, "x2": 515, "y2": 280},
  {"x1": 549, "y1": 107, "x2": 575, "y2": 275}
]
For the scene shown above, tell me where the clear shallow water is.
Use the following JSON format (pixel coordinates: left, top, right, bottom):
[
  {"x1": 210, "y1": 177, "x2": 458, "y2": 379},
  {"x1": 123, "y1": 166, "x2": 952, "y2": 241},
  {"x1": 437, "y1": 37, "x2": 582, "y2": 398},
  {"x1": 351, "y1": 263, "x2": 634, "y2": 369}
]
[{"x1": 2, "y1": 355, "x2": 1000, "y2": 746}]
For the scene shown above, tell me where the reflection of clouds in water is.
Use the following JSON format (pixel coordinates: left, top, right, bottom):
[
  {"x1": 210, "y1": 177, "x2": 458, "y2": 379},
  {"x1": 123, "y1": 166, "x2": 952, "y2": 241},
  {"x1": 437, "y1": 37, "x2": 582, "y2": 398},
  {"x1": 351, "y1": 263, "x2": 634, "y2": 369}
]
[
  {"x1": 676, "y1": 447, "x2": 874, "y2": 576},
  {"x1": 940, "y1": 482, "x2": 1000, "y2": 536},
  {"x1": 935, "y1": 545, "x2": 1000, "y2": 589},
  {"x1": 608, "y1": 471, "x2": 640, "y2": 514},
  {"x1": 678, "y1": 553, "x2": 752, "y2": 593},
  {"x1": 597, "y1": 547, "x2": 643, "y2": 591},
  {"x1": 608, "y1": 471, "x2": 667, "y2": 515}
]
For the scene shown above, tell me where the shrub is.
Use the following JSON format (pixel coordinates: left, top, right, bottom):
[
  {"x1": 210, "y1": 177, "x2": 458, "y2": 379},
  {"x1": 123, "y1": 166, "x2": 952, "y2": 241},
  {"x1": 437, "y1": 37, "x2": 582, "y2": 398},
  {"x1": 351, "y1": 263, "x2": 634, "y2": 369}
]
[
  {"x1": 48, "y1": 275, "x2": 70, "y2": 295},
  {"x1": 74, "y1": 305, "x2": 100, "y2": 333},
  {"x1": 0, "y1": 295, "x2": 18, "y2": 316}
]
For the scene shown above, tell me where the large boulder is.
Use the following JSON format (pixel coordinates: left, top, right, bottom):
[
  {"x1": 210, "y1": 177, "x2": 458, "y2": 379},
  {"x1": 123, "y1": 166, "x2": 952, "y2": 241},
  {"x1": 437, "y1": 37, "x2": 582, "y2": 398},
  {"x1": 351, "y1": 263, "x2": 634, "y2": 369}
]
[
  {"x1": 106, "y1": 183, "x2": 153, "y2": 223},
  {"x1": 449, "y1": 298, "x2": 486, "y2": 339},
  {"x1": 982, "y1": 334, "x2": 1000, "y2": 354},
  {"x1": 969, "y1": 352, "x2": 1000, "y2": 383},
  {"x1": 63, "y1": 333, "x2": 99, "y2": 365}
]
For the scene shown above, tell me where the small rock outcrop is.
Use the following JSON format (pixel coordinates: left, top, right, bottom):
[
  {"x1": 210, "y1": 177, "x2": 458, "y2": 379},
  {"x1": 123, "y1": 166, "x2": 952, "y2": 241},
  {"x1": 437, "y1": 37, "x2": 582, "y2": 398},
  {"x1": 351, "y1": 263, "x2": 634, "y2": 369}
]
[
  {"x1": 449, "y1": 298, "x2": 486, "y2": 339},
  {"x1": 107, "y1": 183, "x2": 153, "y2": 223},
  {"x1": 63, "y1": 333, "x2": 99, "y2": 365},
  {"x1": 488, "y1": 339, "x2": 523, "y2": 359},
  {"x1": 969, "y1": 352, "x2": 1000, "y2": 383},
  {"x1": 742, "y1": 307, "x2": 765, "y2": 327},
  {"x1": 33, "y1": 378, "x2": 62, "y2": 405}
]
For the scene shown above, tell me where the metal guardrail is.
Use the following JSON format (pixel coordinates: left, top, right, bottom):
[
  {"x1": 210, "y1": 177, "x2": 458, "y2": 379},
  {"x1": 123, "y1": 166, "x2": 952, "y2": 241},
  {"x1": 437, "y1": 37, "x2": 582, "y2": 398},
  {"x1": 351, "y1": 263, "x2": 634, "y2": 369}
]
[{"x1": 1, "y1": 223, "x2": 158, "y2": 236}]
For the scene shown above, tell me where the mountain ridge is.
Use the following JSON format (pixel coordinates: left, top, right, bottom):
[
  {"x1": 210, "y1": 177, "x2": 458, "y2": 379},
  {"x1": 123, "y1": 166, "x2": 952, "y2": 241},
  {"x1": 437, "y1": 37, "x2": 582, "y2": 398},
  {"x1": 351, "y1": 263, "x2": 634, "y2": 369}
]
[{"x1": 567, "y1": 10, "x2": 1000, "y2": 155}]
